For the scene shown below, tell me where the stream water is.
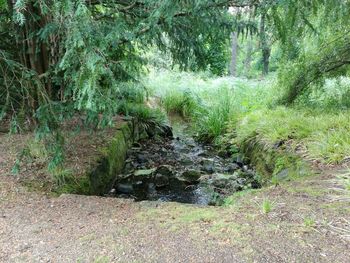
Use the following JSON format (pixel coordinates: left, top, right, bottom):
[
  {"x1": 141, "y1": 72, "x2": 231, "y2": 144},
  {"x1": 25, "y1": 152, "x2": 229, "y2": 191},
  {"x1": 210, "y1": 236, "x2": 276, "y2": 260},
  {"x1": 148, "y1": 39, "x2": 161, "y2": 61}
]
[{"x1": 109, "y1": 117, "x2": 260, "y2": 205}]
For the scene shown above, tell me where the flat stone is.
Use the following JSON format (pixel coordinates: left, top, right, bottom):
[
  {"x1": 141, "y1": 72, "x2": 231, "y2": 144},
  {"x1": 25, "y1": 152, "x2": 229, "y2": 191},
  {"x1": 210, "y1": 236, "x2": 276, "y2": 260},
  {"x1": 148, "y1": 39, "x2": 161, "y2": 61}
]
[
  {"x1": 179, "y1": 157, "x2": 193, "y2": 165},
  {"x1": 134, "y1": 168, "x2": 156, "y2": 177},
  {"x1": 116, "y1": 183, "x2": 134, "y2": 194}
]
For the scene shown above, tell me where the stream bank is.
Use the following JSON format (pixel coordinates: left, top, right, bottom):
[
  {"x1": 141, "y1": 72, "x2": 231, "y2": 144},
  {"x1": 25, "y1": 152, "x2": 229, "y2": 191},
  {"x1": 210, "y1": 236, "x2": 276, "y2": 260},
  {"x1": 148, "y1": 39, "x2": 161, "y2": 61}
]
[{"x1": 109, "y1": 116, "x2": 261, "y2": 205}]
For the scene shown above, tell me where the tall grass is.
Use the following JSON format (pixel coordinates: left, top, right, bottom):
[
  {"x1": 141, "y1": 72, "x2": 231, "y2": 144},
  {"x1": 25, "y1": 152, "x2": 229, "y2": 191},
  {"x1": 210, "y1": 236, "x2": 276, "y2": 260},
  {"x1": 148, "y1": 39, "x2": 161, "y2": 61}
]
[
  {"x1": 234, "y1": 107, "x2": 350, "y2": 164},
  {"x1": 146, "y1": 70, "x2": 275, "y2": 142},
  {"x1": 146, "y1": 69, "x2": 350, "y2": 164}
]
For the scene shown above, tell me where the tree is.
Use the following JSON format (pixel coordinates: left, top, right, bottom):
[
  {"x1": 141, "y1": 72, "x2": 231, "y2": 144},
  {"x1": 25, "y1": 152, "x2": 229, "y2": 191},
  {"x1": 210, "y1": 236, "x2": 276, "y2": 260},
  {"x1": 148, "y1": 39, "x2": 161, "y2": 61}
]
[
  {"x1": 259, "y1": 12, "x2": 271, "y2": 76},
  {"x1": 1, "y1": 0, "x2": 241, "y2": 125},
  {"x1": 230, "y1": 32, "x2": 238, "y2": 76}
]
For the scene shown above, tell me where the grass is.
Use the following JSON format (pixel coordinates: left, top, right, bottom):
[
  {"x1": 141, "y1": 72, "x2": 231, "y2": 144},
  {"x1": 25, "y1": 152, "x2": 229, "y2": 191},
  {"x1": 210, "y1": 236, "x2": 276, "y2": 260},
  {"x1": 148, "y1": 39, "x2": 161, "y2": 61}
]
[
  {"x1": 304, "y1": 217, "x2": 316, "y2": 228},
  {"x1": 146, "y1": 69, "x2": 350, "y2": 168},
  {"x1": 261, "y1": 199, "x2": 273, "y2": 214},
  {"x1": 223, "y1": 189, "x2": 260, "y2": 207},
  {"x1": 235, "y1": 107, "x2": 350, "y2": 164},
  {"x1": 146, "y1": 70, "x2": 275, "y2": 143}
]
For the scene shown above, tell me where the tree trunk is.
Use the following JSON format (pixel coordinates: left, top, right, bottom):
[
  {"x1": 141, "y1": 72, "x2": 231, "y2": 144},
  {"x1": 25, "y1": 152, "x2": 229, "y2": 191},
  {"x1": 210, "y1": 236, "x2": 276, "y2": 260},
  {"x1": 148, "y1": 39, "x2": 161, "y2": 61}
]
[
  {"x1": 230, "y1": 32, "x2": 238, "y2": 77},
  {"x1": 259, "y1": 14, "x2": 271, "y2": 76},
  {"x1": 244, "y1": 37, "x2": 253, "y2": 76}
]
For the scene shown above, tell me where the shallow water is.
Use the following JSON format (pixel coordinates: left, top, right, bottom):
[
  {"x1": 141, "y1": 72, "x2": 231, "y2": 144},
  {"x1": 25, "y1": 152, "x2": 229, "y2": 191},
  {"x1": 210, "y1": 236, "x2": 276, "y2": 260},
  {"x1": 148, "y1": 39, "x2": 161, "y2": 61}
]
[{"x1": 109, "y1": 116, "x2": 258, "y2": 205}]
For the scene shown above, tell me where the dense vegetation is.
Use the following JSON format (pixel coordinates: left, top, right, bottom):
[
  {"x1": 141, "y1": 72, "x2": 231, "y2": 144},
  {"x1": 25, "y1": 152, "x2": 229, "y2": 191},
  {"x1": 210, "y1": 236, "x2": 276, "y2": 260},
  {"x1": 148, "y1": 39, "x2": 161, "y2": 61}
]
[{"x1": 1, "y1": 0, "x2": 350, "y2": 175}]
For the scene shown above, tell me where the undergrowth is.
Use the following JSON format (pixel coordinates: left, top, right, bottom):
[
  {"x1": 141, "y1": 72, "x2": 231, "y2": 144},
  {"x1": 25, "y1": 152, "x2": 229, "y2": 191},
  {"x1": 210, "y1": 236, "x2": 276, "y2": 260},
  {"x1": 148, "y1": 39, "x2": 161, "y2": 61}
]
[{"x1": 147, "y1": 69, "x2": 350, "y2": 167}]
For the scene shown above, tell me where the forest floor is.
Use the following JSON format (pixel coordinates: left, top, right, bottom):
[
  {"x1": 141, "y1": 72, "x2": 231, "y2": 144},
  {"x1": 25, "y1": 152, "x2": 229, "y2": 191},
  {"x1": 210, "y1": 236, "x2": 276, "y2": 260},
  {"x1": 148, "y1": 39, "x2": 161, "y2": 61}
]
[{"x1": 1, "y1": 132, "x2": 350, "y2": 262}]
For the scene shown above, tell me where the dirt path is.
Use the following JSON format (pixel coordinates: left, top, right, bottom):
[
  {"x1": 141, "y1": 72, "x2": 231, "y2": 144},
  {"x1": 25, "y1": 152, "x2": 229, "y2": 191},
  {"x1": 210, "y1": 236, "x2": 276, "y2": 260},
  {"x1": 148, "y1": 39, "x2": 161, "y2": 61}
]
[{"x1": 1, "y1": 168, "x2": 350, "y2": 263}]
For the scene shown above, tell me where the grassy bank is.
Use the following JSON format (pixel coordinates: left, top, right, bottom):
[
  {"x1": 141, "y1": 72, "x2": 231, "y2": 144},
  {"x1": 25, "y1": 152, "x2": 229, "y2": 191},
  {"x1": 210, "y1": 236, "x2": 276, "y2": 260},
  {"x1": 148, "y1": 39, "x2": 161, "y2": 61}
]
[{"x1": 146, "y1": 70, "x2": 350, "y2": 181}]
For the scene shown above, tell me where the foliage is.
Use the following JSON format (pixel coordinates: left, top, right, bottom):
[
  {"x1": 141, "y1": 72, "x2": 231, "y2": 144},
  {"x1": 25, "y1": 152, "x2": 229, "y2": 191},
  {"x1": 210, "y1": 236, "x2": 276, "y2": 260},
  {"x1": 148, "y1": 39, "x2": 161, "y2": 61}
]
[
  {"x1": 147, "y1": 70, "x2": 275, "y2": 142},
  {"x1": 278, "y1": 33, "x2": 350, "y2": 104},
  {"x1": 149, "y1": 69, "x2": 350, "y2": 166},
  {"x1": 1, "y1": 0, "x2": 237, "y2": 170},
  {"x1": 235, "y1": 107, "x2": 350, "y2": 164},
  {"x1": 2, "y1": 0, "x2": 350, "y2": 179},
  {"x1": 120, "y1": 103, "x2": 168, "y2": 137},
  {"x1": 161, "y1": 90, "x2": 201, "y2": 118}
]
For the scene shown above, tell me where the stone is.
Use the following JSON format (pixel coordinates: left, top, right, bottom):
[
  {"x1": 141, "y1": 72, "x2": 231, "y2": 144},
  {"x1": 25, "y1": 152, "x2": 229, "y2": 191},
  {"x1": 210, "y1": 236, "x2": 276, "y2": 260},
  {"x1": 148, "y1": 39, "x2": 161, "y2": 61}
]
[
  {"x1": 201, "y1": 164, "x2": 215, "y2": 174},
  {"x1": 116, "y1": 183, "x2": 134, "y2": 194},
  {"x1": 132, "y1": 142, "x2": 142, "y2": 148},
  {"x1": 179, "y1": 156, "x2": 193, "y2": 166},
  {"x1": 275, "y1": 168, "x2": 289, "y2": 181},
  {"x1": 133, "y1": 168, "x2": 156, "y2": 177},
  {"x1": 180, "y1": 169, "x2": 202, "y2": 183},
  {"x1": 233, "y1": 154, "x2": 244, "y2": 167},
  {"x1": 223, "y1": 163, "x2": 239, "y2": 173},
  {"x1": 217, "y1": 149, "x2": 230, "y2": 158},
  {"x1": 159, "y1": 125, "x2": 173, "y2": 138},
  {"x1": 155, "y1": 173, "x2": 170, "y2": 188},
  {"x1": 136, "y1": 154, "x2": 148, "y2": 163},
  {"x1": 155, "y1": 165, "x2": 173, "y2": 177},
  {"x1": 200, "y1": 158, "x2": 215, "y2": 174},
  {"x1": 197, "y1": 151, "x2": 208, "y2": 157},
  {"x1": 210, "y1": 174, "x2": 242, "y2": 192},
  {"x1": 108, "y1": 188, "x2": 116, "y2": 194}
]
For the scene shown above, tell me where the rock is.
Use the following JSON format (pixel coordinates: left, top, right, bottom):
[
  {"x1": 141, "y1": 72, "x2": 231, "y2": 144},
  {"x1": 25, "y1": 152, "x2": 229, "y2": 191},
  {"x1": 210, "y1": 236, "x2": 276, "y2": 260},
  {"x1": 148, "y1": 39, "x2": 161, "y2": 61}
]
[
  {"x1": 155, "y1": 165, "x2": 173, "y2": 177},
  {"x1": 179, "y1": 156, "x2": 193, "y2": 166},
  {"x1": 136, "y1": 154, "x2": 148, "y2": 164},
  {"x1": 155, "y1": 173, "x2": 169, "y2": 188},
  {"x1": 233, "y1": 154, "x2": 244, "y2": 167},
  {"x1": 223, "y1": 163, "x2": 239, "y2": 173},
  {"x1": 180, "y1": 169, "x2": 202, "y2": 183},
  {"x1": 197, "y1": 151, "x2": 208, "y2": 157},
  {"x1": 203, "y1": 165, "x2": 215, "y2": 174},
  {"x1": 132, "y1": 142, "x2": 142, "y2": 148},
  {"x1": 217, "y1": 149, "x2": 230, "y2": 158},
  {"x1": 124, "y1": 163, "x2": 132, "y2": 170},
  {"x1": 200, "y1": 159, "x2": 215, "y2": 174},
  {"x1": 147, "y1": 183, "x2": 156, "y2": 193},
  {"x1": 159, "y1": 125, "x2": 173, "y2": 138},
  {"x1": 275, "y1": 168, "x2": 289, "y2": 181},
  {"x1": 134, "y1": 168, "x2": 156, "y2": 177},
  {"x1": 209, "y1": 174, "x2": 242, "y2": 193},
  {"x1": 108, "y1": 188, "x2": 116, "y2": 194},
  {"x1": 116, "y1": 183, "x2": 134, "y2": 194},
  {"x1": 120, "y1": 173, "x2": 133, "y2": 180}
]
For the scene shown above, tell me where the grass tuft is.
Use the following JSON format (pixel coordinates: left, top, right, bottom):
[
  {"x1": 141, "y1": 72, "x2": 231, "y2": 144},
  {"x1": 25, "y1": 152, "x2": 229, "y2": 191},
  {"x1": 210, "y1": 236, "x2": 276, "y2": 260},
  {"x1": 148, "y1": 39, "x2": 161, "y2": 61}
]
[{"x1": 261, "y1": 199, "x2": 273, "y2": 214}]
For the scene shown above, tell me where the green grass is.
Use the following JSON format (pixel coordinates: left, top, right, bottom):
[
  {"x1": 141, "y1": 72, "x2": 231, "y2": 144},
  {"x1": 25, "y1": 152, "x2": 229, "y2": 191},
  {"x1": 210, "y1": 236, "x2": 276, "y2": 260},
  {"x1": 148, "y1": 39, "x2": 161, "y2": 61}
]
[
  {"x1": 235, "y1": 107, "x2": 350, "y2": 164},
  {"x1": 304, "y1": 217, "x2": 316, "y2": 227},
  {"x1": 223, "y1": 189, "x2": 260, "y2": 207},
  {"x1": 146, "y1": 70, "x2": 275, "y2": 143},
  {"x1": 261, "y1": 199, "x2": 273, "y2": 214},
  {"x1": 146, "y1": 70, "x2": 350, "y2": 166}
]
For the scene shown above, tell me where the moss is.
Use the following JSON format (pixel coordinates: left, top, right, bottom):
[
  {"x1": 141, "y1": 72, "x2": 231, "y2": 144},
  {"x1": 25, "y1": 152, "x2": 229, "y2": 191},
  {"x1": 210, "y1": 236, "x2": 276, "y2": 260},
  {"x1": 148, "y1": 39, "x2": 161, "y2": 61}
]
[
  {"x1": 88, "y1": 122, "x2": 134, "y2": 195},
  {"x1": 240, "y1": 134, "x2": 311, "y2": 184},
  {"x1": 56, "y1": 121, "x2": 140, "y2": 195}
]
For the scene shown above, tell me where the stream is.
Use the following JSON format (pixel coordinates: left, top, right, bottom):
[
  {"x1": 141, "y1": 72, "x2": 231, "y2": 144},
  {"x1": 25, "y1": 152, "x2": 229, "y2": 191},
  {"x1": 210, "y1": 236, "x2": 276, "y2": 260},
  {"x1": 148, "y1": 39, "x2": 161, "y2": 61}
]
[{"x1": 109, "y1": 116, "x2": 260, "y2": 205}]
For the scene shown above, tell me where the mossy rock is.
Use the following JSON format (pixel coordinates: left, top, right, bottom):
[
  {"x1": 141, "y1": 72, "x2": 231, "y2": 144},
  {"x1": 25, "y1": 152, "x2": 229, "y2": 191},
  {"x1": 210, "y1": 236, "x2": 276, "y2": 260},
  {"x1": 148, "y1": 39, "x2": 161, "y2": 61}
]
[
  {"x1": 88, "y1": 123, "x2": 134, "y2": 195},
  {"x1": 240, "y1": 134, "x2": 311, "y2": 184}
]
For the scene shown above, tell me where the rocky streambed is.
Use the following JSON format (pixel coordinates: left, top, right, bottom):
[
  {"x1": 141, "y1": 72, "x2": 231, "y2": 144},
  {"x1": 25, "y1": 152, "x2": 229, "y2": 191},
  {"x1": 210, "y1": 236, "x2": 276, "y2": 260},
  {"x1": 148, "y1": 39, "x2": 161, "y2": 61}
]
[{"x1": 108, "y1": 118, "x2": 260, "y2": 205}]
